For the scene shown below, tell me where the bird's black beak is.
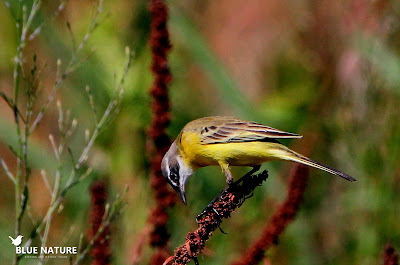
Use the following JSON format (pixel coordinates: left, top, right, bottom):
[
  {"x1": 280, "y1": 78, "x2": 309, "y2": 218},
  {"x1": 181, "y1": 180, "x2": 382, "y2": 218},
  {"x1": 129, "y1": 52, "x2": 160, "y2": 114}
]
[{"x1": 179, "y1": 185, "x2": 187, "y2": 205}]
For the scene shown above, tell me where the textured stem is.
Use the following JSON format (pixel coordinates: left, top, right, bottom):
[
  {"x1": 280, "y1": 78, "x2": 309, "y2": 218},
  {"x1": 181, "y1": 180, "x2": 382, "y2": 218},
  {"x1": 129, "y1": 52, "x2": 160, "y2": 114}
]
[
  {"x1": 168, "y1": 170, "x2": 269, "y2": 265},
  {"x1": 89, "y1": 180, "x2": 112, "y2": 265}
]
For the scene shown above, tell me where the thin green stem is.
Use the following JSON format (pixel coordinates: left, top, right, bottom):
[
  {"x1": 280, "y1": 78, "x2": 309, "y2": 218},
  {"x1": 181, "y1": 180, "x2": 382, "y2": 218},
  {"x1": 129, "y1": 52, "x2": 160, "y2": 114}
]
[{"x1": 12, "y1": 3, "x2": 24, "y2": 265}]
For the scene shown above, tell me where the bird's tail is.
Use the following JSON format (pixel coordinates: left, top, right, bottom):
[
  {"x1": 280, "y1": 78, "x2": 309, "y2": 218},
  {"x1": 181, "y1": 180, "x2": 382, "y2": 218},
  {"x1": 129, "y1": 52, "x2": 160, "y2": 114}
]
[
  {"x1": 270, "y1": 144, "x2": 356, "y2": 182},
  {"x1": 9, "y1": 236, "x2": 14, "y2": 241}
]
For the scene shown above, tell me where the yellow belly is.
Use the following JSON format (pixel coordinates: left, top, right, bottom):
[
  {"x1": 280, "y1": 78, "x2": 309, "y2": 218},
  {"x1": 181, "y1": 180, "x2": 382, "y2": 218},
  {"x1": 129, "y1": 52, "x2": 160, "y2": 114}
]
[{"x1": 180, "y1": 132, "x2": 282, "y2": 168}]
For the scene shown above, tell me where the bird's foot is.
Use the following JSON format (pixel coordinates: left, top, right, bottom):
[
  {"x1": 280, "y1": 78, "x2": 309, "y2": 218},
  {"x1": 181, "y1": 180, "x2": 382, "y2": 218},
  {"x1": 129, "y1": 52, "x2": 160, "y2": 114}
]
[{"x1": 227, "y1": 178, "x2": 234, "y2": 186}]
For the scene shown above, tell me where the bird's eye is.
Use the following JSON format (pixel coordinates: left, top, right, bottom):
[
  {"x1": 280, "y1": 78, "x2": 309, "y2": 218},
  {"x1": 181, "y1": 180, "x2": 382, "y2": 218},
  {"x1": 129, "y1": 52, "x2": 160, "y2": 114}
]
[{"x1": 169, "y1": 164, "x2": 179, "y2": 186}]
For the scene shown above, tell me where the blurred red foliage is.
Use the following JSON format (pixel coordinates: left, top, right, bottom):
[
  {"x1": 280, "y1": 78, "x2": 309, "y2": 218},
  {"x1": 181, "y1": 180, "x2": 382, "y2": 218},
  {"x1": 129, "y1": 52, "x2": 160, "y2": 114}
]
[
  {"x1": 89, "y1": 180, "x2": 111, "y2": 265},
  {"x1": 383, "y1": 243, "x2": 399, "y2": 265},
  {"x1": 147, "y1": 0, "x2": 176, "y2": 262}
]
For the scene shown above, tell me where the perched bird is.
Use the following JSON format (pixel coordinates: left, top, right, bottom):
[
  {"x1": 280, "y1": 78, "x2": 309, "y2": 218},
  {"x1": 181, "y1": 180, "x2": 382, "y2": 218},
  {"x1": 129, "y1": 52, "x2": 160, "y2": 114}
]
[
  {"x1": 161, "y1": 116, "x2": 356, "y2": 204},
  {"x1": 9, "y1": 235, "x2": 23, "y2": 246}
]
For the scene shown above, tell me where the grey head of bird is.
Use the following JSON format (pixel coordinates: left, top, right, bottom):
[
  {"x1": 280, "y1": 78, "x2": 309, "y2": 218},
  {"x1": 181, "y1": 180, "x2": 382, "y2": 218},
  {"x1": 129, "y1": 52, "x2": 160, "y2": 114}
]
[{"x1": 161, "y1": 141, "x2": 194, "y2": 205}]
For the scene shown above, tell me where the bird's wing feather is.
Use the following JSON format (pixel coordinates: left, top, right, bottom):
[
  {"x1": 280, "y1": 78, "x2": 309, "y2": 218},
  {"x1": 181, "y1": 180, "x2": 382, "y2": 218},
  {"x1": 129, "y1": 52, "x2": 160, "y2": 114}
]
[{"x1": 200, "y1": 120, "x2": 302, "y2": 144}]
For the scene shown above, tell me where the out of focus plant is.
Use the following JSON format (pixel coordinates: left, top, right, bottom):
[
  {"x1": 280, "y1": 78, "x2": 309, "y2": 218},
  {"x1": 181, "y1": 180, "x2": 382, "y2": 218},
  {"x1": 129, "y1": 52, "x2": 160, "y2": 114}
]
[{"x1": 0, "y1": 0, "x2": 131, "y2": 264}]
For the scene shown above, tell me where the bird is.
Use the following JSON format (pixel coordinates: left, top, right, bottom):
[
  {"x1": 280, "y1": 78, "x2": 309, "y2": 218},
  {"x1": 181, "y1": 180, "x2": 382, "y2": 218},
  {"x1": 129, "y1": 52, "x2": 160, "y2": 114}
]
[
  {"x1": 9, "y1": 235, "x2": 23, "y2": 246},
  {"x1": 161, "y1": 116, "x2": 356, "y2": 204}
]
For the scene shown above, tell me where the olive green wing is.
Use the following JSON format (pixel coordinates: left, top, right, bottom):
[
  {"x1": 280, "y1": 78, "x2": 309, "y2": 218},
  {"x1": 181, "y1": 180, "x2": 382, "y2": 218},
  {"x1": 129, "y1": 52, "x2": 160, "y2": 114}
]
[{"x1": 199, "y1": 119, "x2": 302, "y2": 144}]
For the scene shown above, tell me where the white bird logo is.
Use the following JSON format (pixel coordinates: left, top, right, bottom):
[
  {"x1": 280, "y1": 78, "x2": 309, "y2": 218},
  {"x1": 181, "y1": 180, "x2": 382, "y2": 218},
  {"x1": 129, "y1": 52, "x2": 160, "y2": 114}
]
[{"x1": 9, "y1": 235, "x2": 23, "y2": 246}]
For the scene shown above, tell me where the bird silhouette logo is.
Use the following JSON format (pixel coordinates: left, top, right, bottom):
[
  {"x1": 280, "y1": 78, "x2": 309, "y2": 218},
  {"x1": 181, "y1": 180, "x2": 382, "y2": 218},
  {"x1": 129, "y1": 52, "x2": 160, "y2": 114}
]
[{"x1": 9, "y1": 235, "x2": 23, "y2": 247}]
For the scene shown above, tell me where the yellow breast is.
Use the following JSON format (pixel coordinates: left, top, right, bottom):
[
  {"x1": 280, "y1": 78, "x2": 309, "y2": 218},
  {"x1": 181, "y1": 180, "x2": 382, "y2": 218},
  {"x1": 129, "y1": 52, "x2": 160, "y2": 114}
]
[
  {"x1": 179, "y1": 131, "x2": 279, "y2": 168},
  {"x1": 179, "y1": 132, "x2": 218, "y2": 167}
]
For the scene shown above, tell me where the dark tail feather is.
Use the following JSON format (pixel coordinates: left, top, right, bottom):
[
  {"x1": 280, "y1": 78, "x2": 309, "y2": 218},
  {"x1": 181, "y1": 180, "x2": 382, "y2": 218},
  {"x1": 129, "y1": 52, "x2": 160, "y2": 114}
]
[
  {"x1": 295, "y1": 156, "x2": 357, "y2": 182},
  {"x1": 276, "y1": 146, "x2": 357, "y2": 182}
]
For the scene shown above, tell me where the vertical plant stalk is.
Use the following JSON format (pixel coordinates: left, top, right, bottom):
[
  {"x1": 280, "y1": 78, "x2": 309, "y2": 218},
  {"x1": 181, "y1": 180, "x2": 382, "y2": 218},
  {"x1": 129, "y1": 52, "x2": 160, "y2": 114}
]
[
  {"x1": 1, "y1": 1, "x2": 131, "y2": 265},
  {"x1": 147, "y1": 0, "x2": 176, "y2": 263},
  {"x1": 383, "y1": 243, "x2": 399, "y2": 265},
  {"x1": 13, "y1": 0, "x2": 41, "y2": 251},
  {"x1": 89, "y1": 180, "x2": 112, "y2": 265},
  {"x1": 4, "y1": 1, "x2": 63, "y2": 264},
  {"x1": 231, "y1": 164, "x2": 309, "y2": 265}
]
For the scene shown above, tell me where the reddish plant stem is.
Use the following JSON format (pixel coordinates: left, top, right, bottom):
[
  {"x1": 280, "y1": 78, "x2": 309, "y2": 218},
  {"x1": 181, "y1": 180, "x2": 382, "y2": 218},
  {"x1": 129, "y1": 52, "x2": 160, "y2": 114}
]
[
  {"x1": 166, "y1": 170, "x2": 269, "y2": 265},
  {"x1": 383, "y1": 243, "x2": 399, "y2": 265},
  {"x1": 231, "y1": 164, "x2": 309, "y2": 265},
  {"x1": 147, "y1": 0, "x2": 176, "y2": 262},
  {"x1": 131, "y1": 225, "x2": 151, "y2": 265},
  {"x1": 89, "y1": 180, "x2": 111, "y2": 265}
]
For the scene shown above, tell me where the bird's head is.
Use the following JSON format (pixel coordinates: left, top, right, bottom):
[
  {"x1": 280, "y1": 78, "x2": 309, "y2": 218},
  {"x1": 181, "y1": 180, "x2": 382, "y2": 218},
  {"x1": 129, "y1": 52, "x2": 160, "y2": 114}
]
[
  {"x1": 161, "y1": 141, "x2": 194, "y2": 205},
  {"x1": 17, "y1": 235, "x2": 23, "y2": 239}
]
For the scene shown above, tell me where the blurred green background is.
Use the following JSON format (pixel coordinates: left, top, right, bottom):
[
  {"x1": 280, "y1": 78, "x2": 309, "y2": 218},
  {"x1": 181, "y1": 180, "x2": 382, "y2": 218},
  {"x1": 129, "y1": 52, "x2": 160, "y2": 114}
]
[{"x1": 0, "y1": 0, "x2": 400, "y2": 264}]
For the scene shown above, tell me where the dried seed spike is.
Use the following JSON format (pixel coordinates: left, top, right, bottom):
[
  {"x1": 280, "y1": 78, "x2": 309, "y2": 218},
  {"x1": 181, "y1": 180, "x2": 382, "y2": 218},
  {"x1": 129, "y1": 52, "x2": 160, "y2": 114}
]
[
  {"x1": 40, "y1": 169, "x2": 52, "y2": 194},
  {"x1": 48, "y1": 134, "x2": 59, "y2": 159},
  {"x1": 58, "y1": 2, "x2": 65, "y2": 12},
  {"x1": 85, "y1": 129, "x2": 90, "y2": 144},
  {"x1": 72, "y1": 118, "x2": 78, "y2": 128},
  {"x1": 172, "y1": 170, "x2": 269, "y2": 265},
  {"x1": 58, "y1": 204, "x2": 64, "y2": 214}
]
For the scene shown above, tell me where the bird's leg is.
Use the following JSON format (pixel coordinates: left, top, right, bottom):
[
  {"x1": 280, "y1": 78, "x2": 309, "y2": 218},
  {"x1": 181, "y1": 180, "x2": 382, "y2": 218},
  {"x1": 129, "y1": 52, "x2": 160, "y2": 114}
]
[{"x1": 220, "y1": 162, "x2": 234, "y2": 185}]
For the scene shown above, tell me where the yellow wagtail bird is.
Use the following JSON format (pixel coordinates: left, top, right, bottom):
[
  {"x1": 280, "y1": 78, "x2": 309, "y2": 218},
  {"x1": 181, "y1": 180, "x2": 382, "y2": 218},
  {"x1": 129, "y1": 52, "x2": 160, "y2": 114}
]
[{"x1": 161, "y1": 116, "x2": 356, "y2": 204}]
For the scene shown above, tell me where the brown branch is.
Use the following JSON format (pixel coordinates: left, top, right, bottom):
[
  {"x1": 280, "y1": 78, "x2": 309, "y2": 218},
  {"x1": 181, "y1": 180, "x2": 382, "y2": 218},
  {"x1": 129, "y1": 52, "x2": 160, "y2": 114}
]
[
  {"x1": 89, "y1": 180, "x2": 111, "y2": 265},
  {"x1": 147, "y1": 0, "x2": 176, "y2": 262},
  {"x1": 166, "y1": 170, "x2": 269, "y2": 265},
  {"x1": 231, "y1": 164, "x2": 309, "y2": 265},
  {"x1": 383, "y1": 243, "x2": 399, "y2": 265},
  {"x1": 131, "y1": 225, "x2": 151, "y2": 265}
]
